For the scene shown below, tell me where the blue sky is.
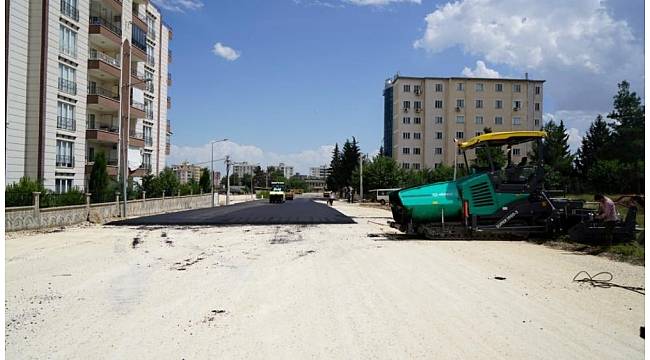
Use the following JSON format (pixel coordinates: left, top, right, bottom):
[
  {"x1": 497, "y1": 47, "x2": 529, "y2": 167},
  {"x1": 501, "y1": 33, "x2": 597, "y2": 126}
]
[{"x1": 155, "y1": 0, "x2": 644, "y2": 173}]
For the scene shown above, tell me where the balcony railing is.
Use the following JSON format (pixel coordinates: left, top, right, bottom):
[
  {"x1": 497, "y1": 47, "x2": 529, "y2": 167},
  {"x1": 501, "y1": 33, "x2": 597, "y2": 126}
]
[
  {"x1": 89, "y1": 49, "x2": 120, "y2": 68},
  {"x1": 130, "y1": 130, "x2": 144, "y2": 139},
  {"x1": 87, "y1": 123, "x2": 119, "y2": 132},
  {"x1": 87, "y1": 85, "x2": 119, "y2": 100},
  {"x1": 60, "y1": 0, "x2": 79, "y2": 21},
  {"x1": 168, "y1": 50, "x2": 172, "y2": 63},
  {"x1": 148, "y1": 28, "x2": 157, "y2": 40},
  {"x1": 57, "y1": 116, "x2": 76, "y2": 131},
  {"x1": 144, "y1": 136, "x2": 153, "y2": 146},
  {"x1": 89, "y1": 16, "x2": 122, "y2": 36},
  {"x1": 60, "y1": 45, "x2": 77, "y2": 58},
  {"x1": 167, "y1": 72, "x2": 172, "y2": 85},
  {"x1": 166, "y1": 119, "x2": 171, "y2": 132},
  {"x1": 58, "y1": 78, "x2": 77, "y2": 95},
  {"x1": 56, "y1": 155, "x2": 75, "y2": 168},
  {"x1": 146, "y1": 55, "x2": 155, "y2": 67},
  {"x1": 145, "y1": 110, "x2": 154, "y2": 120},
  {"x1": 87, "y1": 156, "x2": 118, "y2": 166},
  {"x1": 167, "y1": 96, "x2": 171, "y2": 109},
  {"x1": 145, "y1": 81, "x2": 154, "y2": 93}
]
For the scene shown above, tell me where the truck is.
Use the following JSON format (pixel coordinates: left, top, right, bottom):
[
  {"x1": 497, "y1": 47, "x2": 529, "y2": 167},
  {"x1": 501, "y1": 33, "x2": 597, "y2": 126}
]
[{"x1": 269, "y1": 182, "x2": 286, "y2": 203}]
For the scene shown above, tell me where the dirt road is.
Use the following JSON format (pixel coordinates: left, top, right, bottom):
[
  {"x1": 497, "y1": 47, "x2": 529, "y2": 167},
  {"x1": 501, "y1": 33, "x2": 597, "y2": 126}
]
[{"x1": 5, "y1": 201, "x2": 645, "y2": 359}]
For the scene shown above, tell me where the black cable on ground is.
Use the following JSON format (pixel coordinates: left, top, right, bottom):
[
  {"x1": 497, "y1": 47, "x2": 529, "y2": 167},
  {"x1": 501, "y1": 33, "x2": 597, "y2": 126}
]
[{"x1": 572, "y1": 271, "x2": 645, "y2": 295}]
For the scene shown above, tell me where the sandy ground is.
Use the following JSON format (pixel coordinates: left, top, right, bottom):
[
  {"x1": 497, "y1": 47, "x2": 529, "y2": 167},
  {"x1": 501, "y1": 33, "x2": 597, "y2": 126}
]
[{"x1": 5, "y1": 200, "x2": 645, "y2": 359}]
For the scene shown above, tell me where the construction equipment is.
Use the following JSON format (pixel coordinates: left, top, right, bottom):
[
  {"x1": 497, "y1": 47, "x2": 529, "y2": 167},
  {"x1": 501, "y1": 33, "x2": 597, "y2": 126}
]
[
  {"x1": 389, "y1": 131, "x2": 637, "y2": 242},
  {"x1": 269, "y1": 182, "x2": 286, "y2": 204},
  {"x1": 285, "y1": 189, "x2": 295, "y2": 200}
]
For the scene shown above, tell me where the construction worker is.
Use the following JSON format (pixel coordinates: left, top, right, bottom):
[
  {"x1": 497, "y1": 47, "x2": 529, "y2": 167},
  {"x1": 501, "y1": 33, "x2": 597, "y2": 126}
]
[{"x1": 594, "y1": 194, "x2": 619, "y2": 246}]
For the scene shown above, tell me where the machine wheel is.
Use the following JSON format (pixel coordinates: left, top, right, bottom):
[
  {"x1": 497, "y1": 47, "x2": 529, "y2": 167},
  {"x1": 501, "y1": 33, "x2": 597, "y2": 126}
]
[{"x1": 379, "y1": 200, "x2": 386, "y2": 206}]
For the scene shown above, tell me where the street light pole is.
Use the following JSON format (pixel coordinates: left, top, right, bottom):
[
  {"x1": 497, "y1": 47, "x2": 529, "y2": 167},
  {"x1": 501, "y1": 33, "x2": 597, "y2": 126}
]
[
  {"x1": 359, "y1": 155, "x2": 363, "y2": 202},
  {"x1": 210, "y1": 138, "x2": 228, "y2": 207},
  {"x1": 225, "y1": 155, "x2": 231, "y2": 205}
]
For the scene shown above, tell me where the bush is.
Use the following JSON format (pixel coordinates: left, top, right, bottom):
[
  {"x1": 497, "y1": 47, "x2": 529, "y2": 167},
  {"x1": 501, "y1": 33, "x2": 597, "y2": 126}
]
[
  {"x1": 256, "y1": 190, "x2": 269, "y2": 199},
  {"x1": 40, "y1": 188, "x2": 86, "y2": 208},
  {"x1": 5, "y1": 177, "x2": 46, "y2": 207}
]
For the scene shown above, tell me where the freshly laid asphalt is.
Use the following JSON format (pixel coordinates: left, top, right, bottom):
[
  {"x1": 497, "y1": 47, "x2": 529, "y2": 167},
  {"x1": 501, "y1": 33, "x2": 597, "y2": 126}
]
[{"x1": 109, "y1": 197, "x2": 356, "y2": 226}]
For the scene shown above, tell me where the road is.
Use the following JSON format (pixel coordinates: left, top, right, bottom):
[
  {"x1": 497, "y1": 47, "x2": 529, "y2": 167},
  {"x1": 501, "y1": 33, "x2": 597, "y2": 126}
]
[
  {"x1": 109, "y1": 197, "x2": 355, "y2": 226},
  {"x1": 5, "y1": 201, "x2": 645, "y2": 359}
]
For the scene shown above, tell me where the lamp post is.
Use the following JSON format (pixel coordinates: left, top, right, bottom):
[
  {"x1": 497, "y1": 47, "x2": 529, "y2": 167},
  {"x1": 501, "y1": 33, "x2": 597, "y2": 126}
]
[
  {"x1": 210, "y1": 138, "x2": 228, "y2": 207},
  {"x1": 225, "y1": 155, "x2": 231, "y2": 205}
]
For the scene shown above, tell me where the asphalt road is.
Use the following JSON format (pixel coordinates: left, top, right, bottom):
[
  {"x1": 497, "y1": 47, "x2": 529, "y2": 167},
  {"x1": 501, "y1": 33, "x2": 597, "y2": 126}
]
[{"x1": 109, "y1": 197, "x2": 355, "y2": 226}]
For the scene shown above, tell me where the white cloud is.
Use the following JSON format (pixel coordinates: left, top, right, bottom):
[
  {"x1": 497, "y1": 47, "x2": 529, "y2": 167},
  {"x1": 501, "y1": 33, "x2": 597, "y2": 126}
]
[
  {"x1": 167, "y1": 141, "x2": 334, "y2": 175},
  {"x1": 414, "y1": 0, "x2": 644, "y2": 111},
  {"x1": 461, "y1": 60, "x2": 500, "y2": 78},
  {"x1": 345, "y1": 0, "x2": 420, "y2": 5},
  {"x1": 152, "y1": 0, "x2": 203, "y2": 12},
  {"x1": 212, "y1": 42, "x2": 241, "y2": 61},
  {"x1": 543, "y1": 110, "x2": 602, "y2": 151}
]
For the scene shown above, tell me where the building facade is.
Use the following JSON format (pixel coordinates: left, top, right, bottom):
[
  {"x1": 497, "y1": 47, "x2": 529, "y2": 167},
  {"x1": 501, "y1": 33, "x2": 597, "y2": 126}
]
[
  {"x1": 6, "y1": 0, "x2": 172, "y2": 192},
  {"x1": 171, "y1": 161, "x2": 201, "y2": 184},
  {"x1": 309, "y1": 165, "x2": 330, "y2": 178},
  {"x1": 277, "y1": 162, "x2": 294, "y2": 179},
  {"x1": 232, "y1": 162, "x2": 257, "y2": 178},
  {"x1": 383, "y1": 75, "x2": 543, "y2": 170}
]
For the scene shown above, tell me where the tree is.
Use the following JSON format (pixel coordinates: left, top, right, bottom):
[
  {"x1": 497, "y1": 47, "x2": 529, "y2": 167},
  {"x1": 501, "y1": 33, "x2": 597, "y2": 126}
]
[
  {"x1": 89, "y1": 152, "x2": 110, "y2": 202},
  {"x1": 575, "y1": 115, "x2": 611, "y2": 191},
  {"x1": 199, "y1": 168, "x2": 211, "y2": 193},
  {"x1": 286, "y1": 177, "x2": 308, "y2": 191},
  {"x1": 253, "y1": 166, "x2": 266, "y2": 188},
  {"x1": 157, "y1": 168, "x2": 181, "y2": 196},
  {"x1": 327, "y1": 143, "x2": 343, "y2": 191},
  {"x1": 531, "y1": 120, "x2": 574, "y2": 189},
  {"x1": 356, "y1": 155, "x2": 402, "y2": 191},
  {"x1": 340, "y1": 137, "x2": 361, "y2": 188},
  {"x1": 472, "y1": 127, "x2": 506, "y2": 170}
]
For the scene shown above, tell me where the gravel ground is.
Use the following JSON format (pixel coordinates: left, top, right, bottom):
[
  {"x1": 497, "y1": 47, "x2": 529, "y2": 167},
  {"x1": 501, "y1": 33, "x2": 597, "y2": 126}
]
[{"x1": 5, "y1": 200, "x2": 645, "y2": 359}]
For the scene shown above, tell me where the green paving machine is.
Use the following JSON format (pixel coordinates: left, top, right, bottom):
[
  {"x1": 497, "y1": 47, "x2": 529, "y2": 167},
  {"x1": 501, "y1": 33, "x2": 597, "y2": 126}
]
[{"x1": 389, "y1": 131, "x2": 638, "y2": 241}]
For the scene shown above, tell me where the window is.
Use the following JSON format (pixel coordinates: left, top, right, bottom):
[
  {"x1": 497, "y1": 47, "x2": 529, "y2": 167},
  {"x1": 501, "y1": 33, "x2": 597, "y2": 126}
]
[
  {"x1": 475, "y1": 116, "x2": 483, "y2": 125},
  {"x1": 144, "y1": 126, "x2": 153, "y2": 146},
  {"x1": 144, "y1": 70, "x2": 154, "y2": 93},
  {"x1": 413, "y1": 163, "x2": 420, "y2": 170},
  {"x1": 402, "y1": 147, "x2": 410, "y2": 154},
  {"x1": 414, "y1": 85, "x2": 421, "y2": 94},
  {"x1": 435, "y1": 132, "x2": 443, "y2": 139},
  {"x1": 61, "y1": 0, "x2": 79, "y2": 21},
  {"x1": 413, "y1": 117, "x2": 421, "y2": 124},
  {"x1": 59, "y1": 25, "x2": 77, "y2": 57},
  {"x1": 456, "y1": 83, "x2": 464, "y2": 91},
  {"x1": 434, "y1": 100, "x2": 443, "y2": 108},
  {"x1": 414, "y1": 132, "x2": 421, "y2": 140},
  {"x1": 403, "y1": 101, "x2": 410, "y2": 109},
  {"x1": 513, "y1": 100, "x2": 521, "y2": 109},
  {"x1": 143, "y1": 153, "x2": 152, "y2": 171},
  {"x1": 403, "y1": 85, "x2": 410, "y2": 92},
  {"x1": 495, "y1": 116, "x2": 503, "y2": 125},
  {"x1": 475, "y1": 99, "x2": 483, "y2": 109},
  {"x1": 495, "y1": 83, "x2": 503, "y2": 92},
  {"x1": 146, "y1": 44, "x2": 155, "y2": 66},
  {"x1": 57, "y1": 102, "x2": 75, "y2": 131},
  {"x1": 513, "y1": 84, "x2": 521, "y2": 92},
  {"x1": 435, "y1": 83, "x2": 443, "y2": 92},
  {"x1": 456, "y1": 99, "x2": 464, "y2": 108},
  {"x1": 434, "y1": 162, "x2": 442, "y2": 168},
  {"x1": 457, "y1": 148, "x2": 463, "y2": 155},
  {"x1": 146, "y1": 15, "x2": 156, "y2": 39},
  {"x1": 402, "y1": 117, "x2": 411, "y2": 124},
  {"x1": 534, "y1": 118, "x2": 540, "y2": 127},
  {"x1": 435, "y1": 116, "x2": 443, "y2": 124},
  {"x1": 132, "y1": 25, "x2": 147, "y2": 53},
  {"x1": 58, "y1": 64, "x2": 76, "y2": 95},
  {"x1": 413, "y1": 148, "x2": 421, "y2": 155},
  {"x1": 535, "y1": 103, "x2": 540, "y2": 111},
  {"x1": 402, "y1": 132, "x2": 410, "y2": 139},
  {"x1": 495, "y1": 100, "x2": 503, "y2": 109},
  {"x1": 414, "y1": 101, "x2": 422, "y2": 110},
  {"x1": 434, "y1": 148, "x2": 443, "y2": 155},
  {"x1": 55, "y1": 179, "x2": 73, "y2": 193},
  {"x1": 145, "y1": 99, "x2": 154, "y2": 119},
  {"x1": 456, "y1": 116, "x2": 464, "y2": 124},
  {"x1": 458, "y1": 163, "x2": 465, "y2": 169},
  {"x1": 513, "y1": 148, "x2": 521, "y2": 156},
  {"x1": 513, "y1": 117, "x2": 521, "y2": 125},
  {"x1": 56, "y1": 139, "x2": 74, "y2": 168},
  {"x1": 535, "y1": 86, "x2": 541, "y2": 95},
  {"x1": 456, "y1": 131, "x2": 464, "y2": 139},
  {"x1": 402, "y1": 163, "x2": 410, "y2": 169},
  {"x1": 475, "y1": 83, "x2": 484, "y2": 92},
  {"x1": 475, "y1": 131, "x2": 482, "y2": 137}
]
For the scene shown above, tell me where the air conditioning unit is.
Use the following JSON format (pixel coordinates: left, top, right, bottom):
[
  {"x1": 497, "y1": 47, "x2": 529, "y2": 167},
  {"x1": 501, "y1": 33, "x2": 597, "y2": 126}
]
[
  {"x1": 414, "y1": 89, "x2": 421, "y2": 96},
  {"x1": 404, "y1": 108, "x2": 409, "y2": 113},
  {"x1": 513, "y1": 107, "x2": 519, "y2": 111},
  {"x1": 415, "y1": 108, "x2": 422, "y2": 113},
  {"x1": 455, "y1": 107, "x2": 461, "y2": 112}
]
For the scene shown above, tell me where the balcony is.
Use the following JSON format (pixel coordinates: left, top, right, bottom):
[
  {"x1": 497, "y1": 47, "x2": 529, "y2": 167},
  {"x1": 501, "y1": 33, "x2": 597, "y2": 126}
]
[
  {"x1": 133, "y1": 13, "x2": 148, "y2": 32},
  {"x1": 87, "y1": 50, "x2": 121, "y2": 79},
  {"x1": 131, "y1": 68, "x2": 146, "y2": 90},
  {"x1": 86, "y1": 157, "x2": 118, "y2": 176},
  {"x1": 57, "y1": 116, "x2": 76, "y2": 132},
  {"x1": 167, "y1": 96, "x2": 171, "y2": 109},
  {"x1": 131, "y1": 25, "x2": 147, "y2": 61},
  {"x1": 56, "y1": 155, "x2": 75, "y2": 168},
  {"x1": 60, "y1": 0, "x2": 79, "y2": 21},
  {"x1": 144, "y1": 80, "x2": 154, "y2": 93},
  {"x1": 131, "y1": 101, "x2": 146, "y2": 119},
  {"x1": 86, "y1": 127, "x2": 119, "y2": 144},
  {"x1": 129, "y1": 130, "x2": 145, "y2": 147},
  {"x1": 166, "y1": 119, "x2": 171, "y2": 133},
  {"x1": 168, "y1": 50, "x2": 172, "y2": 64},
  {"x1": 58, "y1": 78, "x2": 77, "y2": 95},
  {"x1": 87, "y1": 86, "x2": 120, "y2": 112},
  {"x1": 167, "y1": 72, "x2": 172, "y2": 86},
  {"x1": 89, "y1": 17, "x2": 122, "y2": 48}
]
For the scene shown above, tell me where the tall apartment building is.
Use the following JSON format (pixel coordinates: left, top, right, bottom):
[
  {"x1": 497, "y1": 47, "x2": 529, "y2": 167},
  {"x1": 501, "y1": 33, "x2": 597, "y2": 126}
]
[
  {"x1": 270, "y1": 162, "x2": 294, "y2": 179},
  {"x1": 383, "y1": 75, "x2": 543, "y2": 170},
  {"x1": 309, "y1": 165, "x2": 330, "y2": 179},
  {"x1": 171, "y1": 161, "x2": 201, "y2": 184},
  {"x1": 232, "y1": 162, "x2": 257, "y2": 178},
  {"x1": 6, "y1": 0, "x2": 172, "y2": 192}
]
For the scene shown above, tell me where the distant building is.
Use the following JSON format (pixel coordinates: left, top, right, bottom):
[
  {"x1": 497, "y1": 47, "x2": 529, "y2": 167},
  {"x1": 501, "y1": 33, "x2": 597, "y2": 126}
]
[
  {"x1": 232, "y1": 162, "x2": 257, "y2": 178},
  {"x1": 277, "y1": 162, "x2": 294, "y2": 178},
  {"x1": 309, "y1": 165, "x2": 330, "y2": 178},
  {"x1": 305, "y1": 177, "x2": 326, "y2": 191},
  {"x1": 172, "y1": 161, "x2": 202, "y2": 184}
]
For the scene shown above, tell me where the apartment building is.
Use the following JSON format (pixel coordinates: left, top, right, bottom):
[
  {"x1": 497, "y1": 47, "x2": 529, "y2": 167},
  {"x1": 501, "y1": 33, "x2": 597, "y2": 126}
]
[
  {"x1": 309, "y1": 165, "x2": 330, "y2": 179},
  {"x1": 270, "y1": 162, "x2": 294, "y2": 179},
  {"x1": 5, "y1": 0, "x2": 173, "y2": 192},
  {"x1": 232, "y1": 162, "x2": 257, "y2": 178},
  {"x1": 383, "y1": 75, "x2": 543, "y2": 170},
  {"x1": 171, "y1": 161, "x2": 202, "y2": 184}
]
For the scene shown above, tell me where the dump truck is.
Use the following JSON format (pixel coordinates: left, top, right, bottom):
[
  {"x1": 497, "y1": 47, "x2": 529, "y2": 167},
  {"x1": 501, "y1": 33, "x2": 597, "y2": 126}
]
[
  {"x1": 269, "y1": 182, "x2": 286, "y2": 203},
  {"x1": 389, "y1": 131, "x2": 639, "y2": 242}
]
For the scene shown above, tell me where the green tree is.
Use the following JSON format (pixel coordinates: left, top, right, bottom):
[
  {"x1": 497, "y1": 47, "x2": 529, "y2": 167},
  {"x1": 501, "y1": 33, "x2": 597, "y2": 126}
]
[
  {"x1": 340, "y1": 137, "x2": 361, "y2": 188},
  {"x1": 286, "y1": 177, "x2": 308, "y2": 191},
  {"x1": 472, "y1": 127, "x2": 506, "y2": 171},
  {"x1": 575, "y1": 115, "x2": 611, "y2": 191},
  {"x1": 157, "y1": 168, "x2": 181, "y2": 196},
  {"x1": 5, "y1": 177, "x2": 47, "y2": 206},
  {"x1": 199, "y1": 168, "x2": 211, "y2": 193},
  {"x1": 89, "y1": 152, "x2": 111, "y2": 202},
  {"x1": 531, "y1": 120, "x2": 574, "y2": 189},
  {"x1": 356, "y1": 155, "x2": 402, "y2": 191},
  {"x1": 327, "y1": 143, "x2": 343, "y2": 192},
  {"x1": 253, "y1": 166, "x2": 266, "y2": 188}
]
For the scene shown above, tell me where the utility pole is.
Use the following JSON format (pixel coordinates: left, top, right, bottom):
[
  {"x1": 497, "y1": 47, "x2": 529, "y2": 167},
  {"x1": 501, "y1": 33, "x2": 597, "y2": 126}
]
[
  {"x1": 359, "y1": 155, "x2": 363, "y2": 202},
  {"x1": 225, "y1": 155, "x2": 231, "y2": 205},
  {"x1": 210, "y1": 139, "x2": 228, "y2": 207}
]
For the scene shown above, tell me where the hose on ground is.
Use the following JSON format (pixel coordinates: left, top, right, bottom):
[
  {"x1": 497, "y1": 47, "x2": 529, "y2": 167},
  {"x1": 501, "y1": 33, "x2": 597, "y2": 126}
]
[{"x1": 572, "y1": 271, "x2": 645, "y2": 295}]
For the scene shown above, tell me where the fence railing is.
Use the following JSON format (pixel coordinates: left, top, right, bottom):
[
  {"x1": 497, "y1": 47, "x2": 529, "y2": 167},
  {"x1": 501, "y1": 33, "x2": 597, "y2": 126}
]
[
  {"x1": 144, "y1": 136, "x2": 153, "y2": 146},
  {"x1": 146, "y1": 55, "x2": 155, "y2": 67},
  {"x1": 56, "y1": 155, "x2": 75, "y2": 168},
  {"x1": 58, "y1": 78, "x2": 77, "y2": 95},
  {"x1": 60, "y1": 0, "x2": 79, "y2": 21},
  {"x1": 57, "y1": 116, "x2": 76, "y2": 131},
  {"x1": 89, "y1": 16, "x2": 122, "y2": 36},
  {"x1": 88, "y1": 85, "x2": 119, "y2": 100},
  {"x1": 89, "y1": 49, "x2": 120, "y2": 67}
]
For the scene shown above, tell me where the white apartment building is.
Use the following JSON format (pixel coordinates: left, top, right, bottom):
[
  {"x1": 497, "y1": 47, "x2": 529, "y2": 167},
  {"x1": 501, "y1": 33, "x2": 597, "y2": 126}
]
[
  {"x1": 6, "y1": 0, "x2": 173, "y2": 192},
  {"x1": 383, "y1": 75, "x2": 543, "y2": 170},
  {"x1": 277, "y1": 163, "x2": 294, "y2": 179},
  {"x1": 309, "y1": 165, "x2": 330, "y2": 178},
  {"x1": 171, "y1": 161, "x2": 202, "y2": 184},
  {"x1": 232, "y1": 162, "x2": 257, "y2": 178}
]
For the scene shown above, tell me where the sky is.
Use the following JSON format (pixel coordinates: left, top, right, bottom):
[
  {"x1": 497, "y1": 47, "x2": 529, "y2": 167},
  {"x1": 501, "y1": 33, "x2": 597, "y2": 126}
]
[{"x1": 154, "y1": 0, "x2": 645, "y2": 174}]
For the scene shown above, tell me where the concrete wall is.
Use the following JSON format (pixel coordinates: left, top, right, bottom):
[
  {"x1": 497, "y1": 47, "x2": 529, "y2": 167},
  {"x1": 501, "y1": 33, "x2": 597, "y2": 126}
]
[{"x1": 6, "y1": 194, "x2": 254, "y2": 232}]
